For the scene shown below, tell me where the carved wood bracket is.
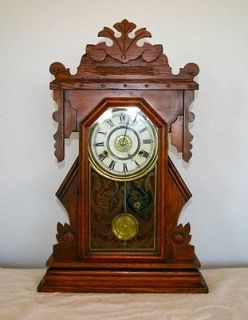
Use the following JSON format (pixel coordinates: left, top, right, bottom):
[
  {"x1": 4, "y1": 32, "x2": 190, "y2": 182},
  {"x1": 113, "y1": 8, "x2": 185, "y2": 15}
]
[{"x1": 170, "y1": 91, "x2": 195, "y2": 162}]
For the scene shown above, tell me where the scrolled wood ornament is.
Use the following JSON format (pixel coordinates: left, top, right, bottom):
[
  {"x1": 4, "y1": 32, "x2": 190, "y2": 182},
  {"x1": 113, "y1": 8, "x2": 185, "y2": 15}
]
[
  {"x1": 38, "y1": 19, "x2": 208, "y2": 293},
  {"x1": 86, "y1": 19, "x2": 163, "y2": 63}
]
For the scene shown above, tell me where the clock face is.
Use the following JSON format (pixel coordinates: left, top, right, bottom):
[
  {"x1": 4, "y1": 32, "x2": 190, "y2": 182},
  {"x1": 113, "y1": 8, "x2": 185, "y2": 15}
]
[{"x1": 88, "y1": 106, "x2": 158, "y2": 181}]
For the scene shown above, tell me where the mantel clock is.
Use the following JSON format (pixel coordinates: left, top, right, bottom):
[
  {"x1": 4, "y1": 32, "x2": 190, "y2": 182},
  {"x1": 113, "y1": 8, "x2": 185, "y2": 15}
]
[{"x1": 38, "y1": 19, "x2": 208, "y2": 293}]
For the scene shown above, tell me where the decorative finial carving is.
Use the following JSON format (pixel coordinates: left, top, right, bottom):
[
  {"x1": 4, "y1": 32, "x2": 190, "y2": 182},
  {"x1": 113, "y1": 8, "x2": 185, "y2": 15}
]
[
  {"x1": 173, "y1": 223, "x2": 192, "y2": 244},
  {"x1": 56, "y1": 222, "x2": 75, "y2": 243},
  {"x1": 86, "y1": 19, "x2": 163, "y2": 63}
]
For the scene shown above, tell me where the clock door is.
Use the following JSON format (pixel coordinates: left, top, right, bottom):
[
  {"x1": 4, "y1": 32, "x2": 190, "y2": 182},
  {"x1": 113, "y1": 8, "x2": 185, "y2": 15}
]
[{"x1": 80, "y1": 99, "x2": 167, "y2": 260}]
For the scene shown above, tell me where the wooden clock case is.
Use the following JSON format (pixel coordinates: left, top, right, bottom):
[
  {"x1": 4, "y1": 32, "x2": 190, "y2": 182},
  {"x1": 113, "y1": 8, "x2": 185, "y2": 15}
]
[{"x1": 38, "y1": 20, "x2": 208, "y2": 293}]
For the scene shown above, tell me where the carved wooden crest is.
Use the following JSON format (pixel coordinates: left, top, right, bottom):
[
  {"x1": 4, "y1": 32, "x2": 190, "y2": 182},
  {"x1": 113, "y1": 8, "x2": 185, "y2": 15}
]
[
  {"x1": 86, "y1": 19, "x2": 163, "y2": 63},
  {"x1": 50, "y1": 19, "x2": 199, "y2": 85}
]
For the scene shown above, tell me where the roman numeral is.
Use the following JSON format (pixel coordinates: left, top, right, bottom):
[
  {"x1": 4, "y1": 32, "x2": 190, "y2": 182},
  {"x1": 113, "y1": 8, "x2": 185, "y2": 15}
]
[
  {"x1": 139, "y1": 127, "x2": 148, "y2": 133},
  {"x1": 132, "y1": 115, "x2": 138, "y2": 124},
  {"x1": 119, "y1": 113, "x2": 126, "y2": 123},
  {"x1": 123, "y1": 163, "x2": 128, "y2": 174},
  {"x1": 139, "y1": 150, "x2": 149, "y2": 158},
  {"x1": 98, "y1": 152, "x2": 108, "y2": 161},
  {"x1": 134, "y1": 160, "x2": 140, "y2": 167},
  {"x1": 143, "y1": 139, "x2": 152, "y2": 144},
  {"x1": 98, "y1": 131, "x2": 107, "y2": 135},
  {"x1": 94, "y1": 142, "x2": 104, "y2": 147},
  {"x1": 108, "y1": 160, "x2": 116, "y2": 170},
  {"x1": 129, "y1": 115, "x2": 137, "y2": 126},
  {"x1": 106, "y1": 119, "x2": 114, "y2": 127}
]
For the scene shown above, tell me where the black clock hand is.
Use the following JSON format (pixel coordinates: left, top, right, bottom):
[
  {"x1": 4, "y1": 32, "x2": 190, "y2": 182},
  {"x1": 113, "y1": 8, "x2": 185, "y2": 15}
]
[
  {"x1": 123, "y1": 119, "x2": 130, "y2": 138},
  {"x1": 128, "y1": 153, "x2": 132, "y2": 160}
]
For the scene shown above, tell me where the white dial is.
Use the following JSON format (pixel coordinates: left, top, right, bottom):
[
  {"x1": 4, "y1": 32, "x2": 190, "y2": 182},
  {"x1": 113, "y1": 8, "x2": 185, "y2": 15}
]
[{"x1": 88, "y1": 106, "x2": 158, "y2": 180}]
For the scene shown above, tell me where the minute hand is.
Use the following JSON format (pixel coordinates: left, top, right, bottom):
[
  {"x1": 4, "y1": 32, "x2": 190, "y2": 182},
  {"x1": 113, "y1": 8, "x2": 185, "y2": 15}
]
[{"x1": 123, "y1": 119, "x2": 130, "y2": 138}]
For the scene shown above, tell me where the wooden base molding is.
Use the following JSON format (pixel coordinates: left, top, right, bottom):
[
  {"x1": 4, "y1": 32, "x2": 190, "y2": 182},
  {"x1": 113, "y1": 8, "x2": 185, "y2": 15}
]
[{"x1": 38, "y1": 268, "x2": 208, "y2": 293}]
